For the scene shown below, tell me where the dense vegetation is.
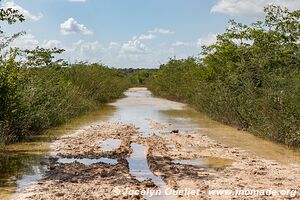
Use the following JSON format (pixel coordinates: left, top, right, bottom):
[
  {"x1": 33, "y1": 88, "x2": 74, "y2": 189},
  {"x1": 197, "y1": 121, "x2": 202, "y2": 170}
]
[
  {"x1": 1, "y1": 4, "x2": 299, "y2": 149},
  {"x1": 125, "y1": 69, "x2": 157, "y2": 86},
  {"x1": 0, "y1": 62, "x2": 130, "y2": 145},
  {"x1": 0, "y1": 6, "x2": 130, "y2": 146},
  {"x1": 149, "y1": 6, "x2": 300, "y2": 148}
]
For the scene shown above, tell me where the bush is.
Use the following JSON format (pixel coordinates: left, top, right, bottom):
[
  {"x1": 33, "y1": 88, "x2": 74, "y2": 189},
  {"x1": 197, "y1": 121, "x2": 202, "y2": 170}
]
[
  {"x1": 0, "y1": 63, "x2": 130, "y2": 144},
  {"x1": 149, "y1": 5, "x2": 300, "y2": 148}
]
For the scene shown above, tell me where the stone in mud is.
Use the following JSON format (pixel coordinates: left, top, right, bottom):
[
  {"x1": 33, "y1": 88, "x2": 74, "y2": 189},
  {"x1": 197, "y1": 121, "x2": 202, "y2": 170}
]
[
  {"x1": 55, "y1": 192, "x2": 65, "y2": 197},
  {"x1": 100, "y1": 170, "x2": 116, "y2": 177},
  {"x1": 142, "y1": 178, "x2": 156, "y2": 188}
]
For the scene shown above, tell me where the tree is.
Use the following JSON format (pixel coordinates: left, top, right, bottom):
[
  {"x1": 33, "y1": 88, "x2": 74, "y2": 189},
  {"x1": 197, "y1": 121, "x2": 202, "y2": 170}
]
[
  {"x1": 0, "y1": 2, "x2": 25, "y2": 50},
  {"x1": 23, "y1": 47, "x2": 67, "y2": 68},
  {"x1": 0, "y1": 2, "x2": 25, "y2": 143}
]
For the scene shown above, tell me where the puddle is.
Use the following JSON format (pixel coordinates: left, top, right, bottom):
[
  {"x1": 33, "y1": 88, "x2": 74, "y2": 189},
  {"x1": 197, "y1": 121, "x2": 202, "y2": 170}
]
[
  {"x1": 161, "y1": 109, "x2": 300, "y2": 165},
  {"x1": 131, "y1": 136, "x2": 139, "y2": 140},
  {"x1": 128, "y1": 143, "x2": 175, "y2": 199},
  {"x1": 16, "y1": 174, "x2": 43, "y2": 190},
  {"x1": 128, "y1": 143, "x2": 164, "y2": 186},
  {"x1": 58, "y1": 158, "x2": 118, "y2": 165},
  {"x1": 100, "y1": 139, "x2": 122, "y2": 152},
  {"x1": 165, "y1": 144, "x2": 175, "y2": 149},
  {"x1": 172, "y1": 157, "x2": 233, "y2": 170}
]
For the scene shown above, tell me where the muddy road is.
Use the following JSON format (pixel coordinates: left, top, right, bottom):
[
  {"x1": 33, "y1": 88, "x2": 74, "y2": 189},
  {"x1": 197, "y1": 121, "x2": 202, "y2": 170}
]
[{"x1": 3, "y1": 88, "x2": 300, "y2": 199}]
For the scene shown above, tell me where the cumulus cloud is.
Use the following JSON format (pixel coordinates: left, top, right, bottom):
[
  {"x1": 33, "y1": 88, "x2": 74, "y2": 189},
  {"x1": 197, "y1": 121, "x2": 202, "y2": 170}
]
[
  {"x1": 11, "y1": 33, "x2": 39, "y2": 49},
  {"x1": 121, "y1": 39, "x2": 148, "y2": 54},
  {"x1": 9, "y1": 30, "x2": 200, "y2": 68},
  {"x1": 42, "y1": 40, "x2": 62, "y2": 49},
  {"x1": 2, "y1": 1, "x2": 43, "y2": 21},
  {"x1": 211, "y1": 0, "x2": 300, "y2": 17},
  {"x1": 59, "y1": 37, "x2": 197, "y2": 68},
  {"x1": 60, "y1": 17, "x2": 93, "y2": 35},
  {"x1": 10, "y1": 33, "x2": 63, "y2": 51},
  {"x1": 197, "y1": 33, "x2": 218, "y2": 48}
]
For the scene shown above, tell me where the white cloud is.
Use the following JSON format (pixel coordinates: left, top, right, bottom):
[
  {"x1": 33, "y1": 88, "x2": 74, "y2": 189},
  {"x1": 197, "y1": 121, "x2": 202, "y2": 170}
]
[
  {"x1": 108, "y1": 42, "x2": 121, "y2": 49},
  {"x1": 211, "y1": 0, "x2": 300, "y2": 17},
  {"x1": 42, "y1": 40, "x2": 62, "y2": 49},
  {"x1": 60, "y1": 17, "x2": 93, "y2": 35},
  {"x1": 11, "y1": 33, "x2": 39, "y2": 49},
  {"x1": 121, "y1": 39, "x2": 148, "y2": 54},
  {"x1": 9, "y1": 31, "x2": 200, "y2": 68},
  {"x1": 10, "y1": 33, "x2": 63, "y2": 50},
  {"x1": 197, "y1": 33, "x2": 218, "y2": 48},
  {"x1": 172, "y1": 41, "x2": 193, "y2": 47},
  {"x1": 132, "y1": 28, "x2": 174, "y2": 43},
  {"x1": 149, "y1": 28, "x2": 175, "y2": 34},
  {"x1": 139, "y1": 34, "x2": 156, "y2": 40},
  {"x1": 2, "y1": 1, "x2": 43, "y2": 21}
]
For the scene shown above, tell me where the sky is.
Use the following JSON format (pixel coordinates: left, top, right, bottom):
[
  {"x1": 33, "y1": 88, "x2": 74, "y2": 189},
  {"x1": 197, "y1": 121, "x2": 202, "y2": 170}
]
[{"x1": 1, "y1": 0, "x2": 300, "y2": 68}]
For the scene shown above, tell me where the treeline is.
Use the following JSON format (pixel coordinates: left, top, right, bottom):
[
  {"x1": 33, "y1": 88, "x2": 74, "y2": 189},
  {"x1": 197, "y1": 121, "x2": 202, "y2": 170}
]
[
  {"x1": 0, "y1": 7, "x2": 130, "y2": 146},
  {"x1": 125, "y1": 69, "x2": 157, "y2": 86},
  {"x1": 148, "y1": 6, "x2": 300, "y2": 148},
  {"x1": 0, "y1": 63, "x2": 130, "y2": 145}
]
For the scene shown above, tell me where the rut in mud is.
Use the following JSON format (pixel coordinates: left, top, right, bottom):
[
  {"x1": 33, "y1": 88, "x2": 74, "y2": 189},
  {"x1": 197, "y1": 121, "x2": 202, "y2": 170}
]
[{"x1": 12, "y1": 88, "x2": 300, "y2": 200}]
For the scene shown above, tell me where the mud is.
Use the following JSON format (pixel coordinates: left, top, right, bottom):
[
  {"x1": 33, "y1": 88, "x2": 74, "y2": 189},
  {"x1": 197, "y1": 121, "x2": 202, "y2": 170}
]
[{"x1": 14, "y1": 121, "x2": 300, "y2": 200}]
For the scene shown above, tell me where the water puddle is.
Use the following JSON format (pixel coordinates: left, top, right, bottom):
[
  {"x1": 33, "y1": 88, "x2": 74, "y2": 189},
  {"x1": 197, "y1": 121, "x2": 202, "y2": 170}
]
[
  {"x1": 131, "y1": 136, "x2": 139, "y2": 140},
  {"x1": 100, "y1": 139, "x2": 122, "y2": 152},
  {"x1": 58, "y1": 157, "x2": 118, "y2": 165},
  {"x1": 165, "y1": 144, "x2": 175, "y2": 149},
  {"x1": 128, "y1": 143, "x2": 164, "y2": 186},
  {"x1": 172, "y1": 157, "x2": 233, "y2": 170},
  {"x1": 16, "y1": 173, "x2": 44, "y2": 191},
  {"x1": 128, "y1": 143, "x2": 175, "y2": 199}
]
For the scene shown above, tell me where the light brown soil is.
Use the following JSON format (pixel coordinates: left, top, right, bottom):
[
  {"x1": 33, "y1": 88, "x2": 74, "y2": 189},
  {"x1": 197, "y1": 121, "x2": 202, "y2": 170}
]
[{"x1": 15, "y1": 122, "x2": 300, "y2": 200}]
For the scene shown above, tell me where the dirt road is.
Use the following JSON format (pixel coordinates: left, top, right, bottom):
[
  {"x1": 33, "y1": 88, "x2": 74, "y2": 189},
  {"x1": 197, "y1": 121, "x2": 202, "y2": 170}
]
[{"x1": 14, "y1": 88, "x2": 300, "y2": 200}]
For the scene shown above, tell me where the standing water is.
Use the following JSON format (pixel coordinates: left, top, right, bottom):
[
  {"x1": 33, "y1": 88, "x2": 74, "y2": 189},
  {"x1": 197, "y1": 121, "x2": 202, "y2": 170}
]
[{"x1": 0, "y1": 87, "x2": 300, "y2": 199}]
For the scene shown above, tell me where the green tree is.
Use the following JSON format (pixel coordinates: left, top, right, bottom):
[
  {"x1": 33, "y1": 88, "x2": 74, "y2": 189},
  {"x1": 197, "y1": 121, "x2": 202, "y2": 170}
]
[
  {"x1": 23, "y1": 47, "x2": 66, "y2": 68},
  {"x1": 149, "y1": 5, "x2": 300, "y2": 147},
  {"x1": 0, "y1": 3, "x2": 25, "y2": 144}
]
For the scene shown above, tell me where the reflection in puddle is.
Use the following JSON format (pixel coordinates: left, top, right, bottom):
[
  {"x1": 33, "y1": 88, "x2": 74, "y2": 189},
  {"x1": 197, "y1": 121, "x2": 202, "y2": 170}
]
[
  {"x1": 165, "y1": 144, "x2": 175, "y2": 149},
  {"x1": 128, "y1": 143, "x2": 164, "y2": 187},
  {"x1": 0, "y1": 106, "x2": 116, "y2": 199},
  {"x1": 100, "y1": 139, "x2": 122, "y2": 152},
  {"x1": 17, "y1": 171, "x2": 45, "y2": 190},
  {"x1": 161, "y1": 109, "x2": 300, "y2": 165},
  {"x1": 127, "y1": 143, "x2": 175, "y2": 199},
  {"x1": 172, "y1": 157, "x2": 233, "y2": 170},
  {"x1": 58, "y1": 157, "x2": 118, "y2": 165}
]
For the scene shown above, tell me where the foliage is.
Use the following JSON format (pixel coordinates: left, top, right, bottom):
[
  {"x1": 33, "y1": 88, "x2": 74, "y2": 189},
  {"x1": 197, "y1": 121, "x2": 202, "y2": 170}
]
[
  {"x1": 127, "y1": 69, "x2": 156, "y2": 86},
  {"x1": 0, "y1": 3, "x2": 130, "y2": 144},
  {"x1": 0, "y1": 1, "x2": 25, "y2": 49},
  {"x1": 0, "y1": 63, "x2": 130, "y2": 144},
  {"x1": 0, "y1": 3, "x2": 26, "y2": 144},
  {"x1": 0, "y1": 50, "x2": 25, "y2": 142},
  {"x1": 0, "y1": 6, "x2": 24, "y2": 25},
  {"x1": 23, "y1": 47, "x2": 67, "y2": 67},
  {"x1": 149, "y1": 5, "x2": 300, "y2": 148}
]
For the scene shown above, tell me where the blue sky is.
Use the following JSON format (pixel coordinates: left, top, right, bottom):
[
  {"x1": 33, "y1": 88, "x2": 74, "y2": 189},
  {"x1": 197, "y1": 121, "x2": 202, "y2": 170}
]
[{"x1": 1, "y1": 0, "x2": 300, "y2": 68}]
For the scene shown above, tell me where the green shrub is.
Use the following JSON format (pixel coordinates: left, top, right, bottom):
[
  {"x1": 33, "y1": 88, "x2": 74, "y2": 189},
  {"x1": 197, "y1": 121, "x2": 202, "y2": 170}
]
[
  {"x1": 0, "y1": 63, "x2": 130, "y2": 144},
  {"x1": 149, "y1": 5, "x2": 300, "y2": 148}
]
